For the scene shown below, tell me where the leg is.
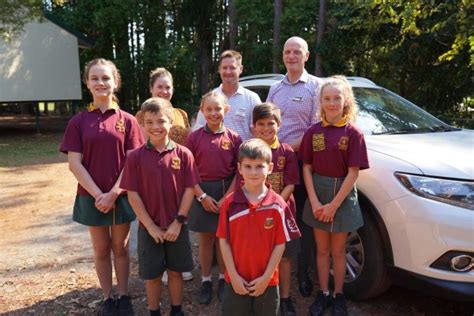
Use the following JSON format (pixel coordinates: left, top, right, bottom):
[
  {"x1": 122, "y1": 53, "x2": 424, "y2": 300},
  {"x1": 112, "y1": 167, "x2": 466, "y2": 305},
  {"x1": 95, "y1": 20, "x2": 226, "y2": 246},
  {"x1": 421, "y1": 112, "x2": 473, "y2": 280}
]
[
  {"x1": 198, "y1": 232, "x2": 216, "y2": 278},
  {"x1": 167, "y1": 270, "x2": 183, "y2": 306},
  {"x1": 89, "y1": 226, "x2": 113, "y2": 298},
  {"x1": 111, "y1": 222, "x2": 131, "y2": 296},
  {"x1": 278, "y1": 257, "x2": 291, "y2": 299},
  {"x1": 314, "y1": 229, "x2": 331, "y2": 293},
  {"x1": 215, "y1": 237, "x2": 225, "y2": 274},
  {"x1": 330, "y1": 232, "x2": 348, "y2": 294},
  {"x1": 145, "y1": 278, "x2": 162, "y2": 311}
]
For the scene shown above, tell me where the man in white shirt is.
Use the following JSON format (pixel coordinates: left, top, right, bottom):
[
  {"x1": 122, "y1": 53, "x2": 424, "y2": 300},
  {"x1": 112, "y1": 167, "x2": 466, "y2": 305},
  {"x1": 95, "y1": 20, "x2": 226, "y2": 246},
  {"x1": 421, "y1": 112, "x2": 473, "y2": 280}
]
[{"x1": 195, "y1": 50, "x2": 261, "y2": 141}]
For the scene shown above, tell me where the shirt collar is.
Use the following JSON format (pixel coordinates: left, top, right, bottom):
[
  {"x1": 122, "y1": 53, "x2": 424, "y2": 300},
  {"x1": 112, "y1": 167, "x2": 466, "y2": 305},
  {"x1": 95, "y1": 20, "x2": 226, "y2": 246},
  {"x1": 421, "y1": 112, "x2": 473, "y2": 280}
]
[
  {"x1": 146, "y1": 138, "x2": 175, "y2": 151},
  {"x1": 87, "y1": 101, "x2": 119, "y2": 113},
  {"x1": 283, "y1": 69, "x2": 309, "y2": 85},
  {"x1": 269, "y1": 137, "x2": 280, "y2": 149},
  {"x1": 321, "y1": 115, "x2": 349, "y2": 128},
  {"x1": 217, "y1": 84, "x2": 244, "y2": 97},
  {"x1": 233, "y1": 182, "x2": 274, "y2": 206},
  {"x1": 204, "y1": 123, "x2": 226, "y2": 134}
]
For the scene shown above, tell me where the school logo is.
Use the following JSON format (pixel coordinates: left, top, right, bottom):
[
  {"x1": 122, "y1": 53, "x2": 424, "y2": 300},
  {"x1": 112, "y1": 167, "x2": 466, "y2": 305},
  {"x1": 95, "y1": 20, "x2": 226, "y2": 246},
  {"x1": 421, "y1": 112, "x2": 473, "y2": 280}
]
[
  {"x1": 286, "y1": 217, "x2": 299, "y2": 233},
  {"x1": 264, "y1": 217, "x2": 274, "y2": 229},
  {"x1": 171, "y1": 157, "x2": 181, "y2": 170},
  {"x1": 312, "y1": 134, "x2": 325, "y2": 151},
  {"x1": 115, "y1": 118, "x2": 125, "y2": 133},
  {"x1": 338, "y1": 136, "x2": 349, "y2": 151},
  {"x1": 277, "y1": 156, "x2": 286, "y2": 169},
  {"x1": 221, "y1": 139, "x2": 231, "y2": 150},
  {"x1": 267, "y1": 172, "x2": 283, "y2": 194}
]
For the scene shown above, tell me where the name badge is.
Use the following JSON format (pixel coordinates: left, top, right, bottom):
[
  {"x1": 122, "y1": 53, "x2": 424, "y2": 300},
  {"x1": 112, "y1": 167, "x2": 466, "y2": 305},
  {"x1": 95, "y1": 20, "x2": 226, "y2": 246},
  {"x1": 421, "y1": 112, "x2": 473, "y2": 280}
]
[{"x1": 292, "y1": 96, "x2": 303, "y2": 102}]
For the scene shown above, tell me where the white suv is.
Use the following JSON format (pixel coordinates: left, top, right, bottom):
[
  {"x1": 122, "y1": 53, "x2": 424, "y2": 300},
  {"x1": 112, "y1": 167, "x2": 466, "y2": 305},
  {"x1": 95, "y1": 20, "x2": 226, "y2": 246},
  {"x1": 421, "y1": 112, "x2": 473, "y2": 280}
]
[{"x1": 240, "y1": 74, "x2": 474, "y2": 301}]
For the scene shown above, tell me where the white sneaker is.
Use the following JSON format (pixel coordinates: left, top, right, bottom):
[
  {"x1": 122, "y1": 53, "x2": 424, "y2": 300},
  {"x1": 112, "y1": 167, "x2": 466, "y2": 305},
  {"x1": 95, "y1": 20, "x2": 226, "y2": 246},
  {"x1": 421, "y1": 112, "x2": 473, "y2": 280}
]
[
  {"x1": 161, "y1": 271, "x2": 193, "y2": 285},
  {"x1": 182, "y1": 271, "x2": 193, "y2": 281}
]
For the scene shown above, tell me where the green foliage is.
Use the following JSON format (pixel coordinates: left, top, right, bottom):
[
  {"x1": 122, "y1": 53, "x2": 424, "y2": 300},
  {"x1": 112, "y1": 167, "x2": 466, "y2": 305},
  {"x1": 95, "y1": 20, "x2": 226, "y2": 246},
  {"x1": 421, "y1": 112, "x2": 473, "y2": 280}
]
[{"x1": 0, "y1": 0, "x2": 44, "y2": 42}]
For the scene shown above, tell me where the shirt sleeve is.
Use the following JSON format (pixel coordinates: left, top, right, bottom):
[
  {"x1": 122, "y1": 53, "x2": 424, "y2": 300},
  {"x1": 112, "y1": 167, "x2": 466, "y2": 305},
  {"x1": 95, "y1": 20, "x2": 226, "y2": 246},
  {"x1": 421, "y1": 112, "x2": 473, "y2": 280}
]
[
  {"x1": 125, "y1": 115, "x2": 145, "y2": 151},
  {"x1": 266, "y1": 83, "x2": 276, "y2": 103},
  {"x1": 182, "y1": 147, "x2": 201, "y2": 187},
  {"x1": 283, "y1": 202, "x2": 301, "y2": 241},
  {"x1": 60, "y1": 113, "x2": 82, "y2": 154},
  {"x1": 298, "y1": 128, "x2": 313, "y2": 164},
  {"x1": 284, "y1": 146, "x2": 299, "y2": 185},
  {"x1": 185, "y1": 130, "x2": 195, "y2": 152},
  {"x1": 216, "y1": 195, "x2": 232, "y2": 239},
  {"x1": 347, "y1": 127, "x2": 369, "y2": 170},
  {"x1": 120, "y1": 150, "x2": 139, "y2": 192},
  {"x1": 233, "y1": 134, "x2": 243, "y2": 166},
  {"x1": 310, "y1": 79, "x2": 322, "y2": 125},
  {"x1": 274, "y1": 207, "x2": 287, "y2": 245}
]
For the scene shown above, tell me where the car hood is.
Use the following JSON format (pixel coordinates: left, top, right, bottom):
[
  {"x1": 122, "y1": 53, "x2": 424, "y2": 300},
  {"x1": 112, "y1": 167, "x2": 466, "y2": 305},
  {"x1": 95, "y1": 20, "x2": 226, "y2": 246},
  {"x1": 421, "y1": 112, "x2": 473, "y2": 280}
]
[{"x1": 366, "y1": 130, "x2": 473, "y2": 180}]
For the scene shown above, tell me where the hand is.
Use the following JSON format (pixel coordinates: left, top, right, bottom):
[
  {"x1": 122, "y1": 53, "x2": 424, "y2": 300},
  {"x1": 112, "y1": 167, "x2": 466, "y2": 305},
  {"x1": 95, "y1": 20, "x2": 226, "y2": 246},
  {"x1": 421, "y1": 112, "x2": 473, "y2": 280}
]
[
  {"x1": 147, "y1": 224, "x2": 165, "y2": 244},
  {"x1": 163, "y1": 220, "x2": 182, "y2": 242},
  {"x1": 247, "y1": 275, "x2": 270, "y2": 297},
  {"x1": 230, "y1": 274, "x2": 250, "y2": 295},
  {"x1": 216, "y1": 198, "x2": 224, "y2": 213},
  {"x1": 95, "y1": 192, "x2": 118, "y2": 213},
  {"x1": 311, "y1": 201, "x2": 323, "y2": 219},
  {"x1": 201, "y1": 196, "x2": 219, "y2": 213},
  {"x1": 316, "y1": 203, "x2": 338, "y2": 223}
]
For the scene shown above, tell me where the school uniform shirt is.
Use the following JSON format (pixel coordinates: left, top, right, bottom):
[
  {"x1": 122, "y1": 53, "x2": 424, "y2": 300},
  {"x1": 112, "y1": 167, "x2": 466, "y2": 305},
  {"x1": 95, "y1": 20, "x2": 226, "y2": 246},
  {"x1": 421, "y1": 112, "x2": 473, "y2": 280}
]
[
  {"x1": 266, "y1": 137, "x2": 299, "y2": 194},
  {"x1": 266, "y1": 70, "x2": 324, "y2": 146},
  {"x1": 186, "y1": 125, "x2": 242, "y2": 181},
  {"x1": 60, "y1": 103, "x2": 144, "y2": 195},
  {"x1": 120, "y1": 140, "x2": 200, "y2": 229},
  {"x1": 216, "y1": 186, "x2": 301, "y2": 286},
  {"x1": 299, "y1": 119, "x2": 369, "y2": 177},
  {"x1": 195, "y1": 85, "x2": 262, "y2": 141}
]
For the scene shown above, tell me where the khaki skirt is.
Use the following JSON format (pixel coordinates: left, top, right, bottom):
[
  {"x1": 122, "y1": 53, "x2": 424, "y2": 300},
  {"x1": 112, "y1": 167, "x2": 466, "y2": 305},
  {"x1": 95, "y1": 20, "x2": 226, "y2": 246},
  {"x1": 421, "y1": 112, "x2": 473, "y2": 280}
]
[
  {"x1": 303, "y1": 173, "x2": 363, "y2": 233},
  {"x1": 188, "y1": 176, "x2": 233, "y2": 233},
  {"x1": 73, "y1": 194, "x2": 136, "y2": 226}
]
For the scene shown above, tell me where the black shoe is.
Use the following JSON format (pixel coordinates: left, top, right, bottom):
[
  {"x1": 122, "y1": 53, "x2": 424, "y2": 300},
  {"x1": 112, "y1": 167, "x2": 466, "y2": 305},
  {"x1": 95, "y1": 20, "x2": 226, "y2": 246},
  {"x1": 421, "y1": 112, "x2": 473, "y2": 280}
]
[
  {"x1": 309, "y1": 291, "x2": 332, "y2": 316},
  {"x1": 280, "y1": 297, "x2": 296, "y2": 316},
  {"x1": 117, "y1": 295, "x2": 134, "y2": 316},
  {"x1": 332, "y1": 293, "x2": 348, "y2": 316},
  {"x1": 101, "y1": 297, "x2": 116, "y2": 316},
  {"x1": 218, "y1": 278, "x2": 225, "y2": 302},
  {"x1": 298, "y1": 273, "x2": 313, "y2": 297},
  {"x1": 170, "y1": 310, "x2": 185, "y2": 316},
  {"x1": 198, "y1": 281, "x2": 212, "y2": 305}
]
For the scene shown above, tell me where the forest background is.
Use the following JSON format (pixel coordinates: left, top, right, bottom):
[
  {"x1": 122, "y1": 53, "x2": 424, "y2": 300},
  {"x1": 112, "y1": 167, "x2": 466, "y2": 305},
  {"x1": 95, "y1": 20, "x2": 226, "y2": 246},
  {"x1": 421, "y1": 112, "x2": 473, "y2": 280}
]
[{"x1": 2, "y1": 0, "x2": 473, "y2": 126}]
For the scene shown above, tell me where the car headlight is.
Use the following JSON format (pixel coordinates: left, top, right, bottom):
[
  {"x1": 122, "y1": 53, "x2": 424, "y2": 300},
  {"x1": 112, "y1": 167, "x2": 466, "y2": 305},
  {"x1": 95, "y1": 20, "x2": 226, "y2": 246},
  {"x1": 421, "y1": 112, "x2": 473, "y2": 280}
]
[{"x1": 395, "y1": 173, "x2": 474, "y2": 210}]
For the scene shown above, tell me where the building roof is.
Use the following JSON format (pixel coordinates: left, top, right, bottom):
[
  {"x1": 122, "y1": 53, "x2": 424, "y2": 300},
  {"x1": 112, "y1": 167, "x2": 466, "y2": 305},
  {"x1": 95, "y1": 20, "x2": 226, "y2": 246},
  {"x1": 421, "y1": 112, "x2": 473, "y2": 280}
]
[{"x1": 44, "y1": 13, "x2": 94, "y2": 48}]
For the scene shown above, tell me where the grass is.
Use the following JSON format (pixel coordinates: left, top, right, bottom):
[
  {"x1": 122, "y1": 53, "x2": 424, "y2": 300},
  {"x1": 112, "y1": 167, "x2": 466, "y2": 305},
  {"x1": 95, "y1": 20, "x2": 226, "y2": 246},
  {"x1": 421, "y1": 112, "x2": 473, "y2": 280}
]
[{"x1": 0, "y1": 133, "x2": 65, "y2": 167}]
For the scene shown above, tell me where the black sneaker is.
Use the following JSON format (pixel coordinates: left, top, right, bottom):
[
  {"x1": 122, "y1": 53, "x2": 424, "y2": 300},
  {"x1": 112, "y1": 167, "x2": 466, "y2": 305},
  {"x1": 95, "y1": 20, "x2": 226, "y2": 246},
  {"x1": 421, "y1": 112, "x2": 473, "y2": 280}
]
[
  {"x1": 117, "y1": 295, "x2": 134, "y2": 316},
  {"x1": 298, "y1": 273, "x2": 313, "y2": 297},
  {"x1": 332, "y1": 293, "x2": 348, "y2": 316},
  {"x1": 101, "y1": 297, "x2": 116, "y2": 316},
  {"x1": 309, "y1": 291, "x2": 332, "y2": 316},
  {"x1": 217, "y1": 278, "x2": 225, "y2": 302},
  {"x1": 198, "y1": 281, "x2": 212, "y2": 305},
  {"x1": 170, "y1": 310, "x2": 185, "y2": 316},
  {"x1": 280, "y1": 297, "x2": 296, "y2": 316}
]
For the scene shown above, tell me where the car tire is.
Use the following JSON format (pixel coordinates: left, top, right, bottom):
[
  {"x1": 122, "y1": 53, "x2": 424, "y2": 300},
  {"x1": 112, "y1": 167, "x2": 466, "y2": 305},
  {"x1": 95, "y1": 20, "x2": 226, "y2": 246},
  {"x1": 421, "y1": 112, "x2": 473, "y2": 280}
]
[{"x1": 340, "y1": 210, "x2": 392, "y2": 300}]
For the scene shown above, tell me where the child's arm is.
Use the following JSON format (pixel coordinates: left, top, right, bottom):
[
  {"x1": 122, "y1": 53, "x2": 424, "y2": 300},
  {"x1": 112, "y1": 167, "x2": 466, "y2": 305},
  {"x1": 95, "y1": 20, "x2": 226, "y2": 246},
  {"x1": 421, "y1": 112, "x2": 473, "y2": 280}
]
[
  {"x1": 67, "y1": 152, "x2": 104, "y2": 204},
  {"x1": 302, "y1": 163, "x2": 323, "y2": 217},
  {"x1": 164, "y1": 187, "x2": 194, "y2": 242},
  {"x1": 318, "y1": 167, "x2": 359, "y2": 223},
  {"x1": 247, "y1": 243, "x2": 285, "y2": 296},
  {"x1": 279, "y1": 184, "x2": 295, "y2": 202},
  {"x1": 193, "y1": 184, "x2": 218, "y2": 213},
  {"x1": 128, "y1": 191, "x2": 165, "y2": 243},
  {"x1": 219, "y1": 238, "x2": 250, "y2": 295}
]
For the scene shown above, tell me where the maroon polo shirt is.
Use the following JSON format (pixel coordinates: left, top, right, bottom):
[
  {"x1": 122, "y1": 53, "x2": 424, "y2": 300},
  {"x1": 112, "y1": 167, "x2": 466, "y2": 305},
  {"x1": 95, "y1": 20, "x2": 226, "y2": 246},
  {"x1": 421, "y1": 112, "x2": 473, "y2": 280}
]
[
  {"x1": 266, "y1": 138, "x2": 299, "y2": 194},
  {"x1": 299, "y1": 122, "x2": 369, "y2": 177},
  {"x1": 120, "y1": 140, "x2": 200, "y2": 229},
  {"x1": 60, "y1": 106, "x2": 144, "y2": 195},
  {"x1": 186, "y1": 125, "x2": 242, "y2": 181},
  {"x1": 216, "y1": 186, "x2": 300, "y2": 285}
]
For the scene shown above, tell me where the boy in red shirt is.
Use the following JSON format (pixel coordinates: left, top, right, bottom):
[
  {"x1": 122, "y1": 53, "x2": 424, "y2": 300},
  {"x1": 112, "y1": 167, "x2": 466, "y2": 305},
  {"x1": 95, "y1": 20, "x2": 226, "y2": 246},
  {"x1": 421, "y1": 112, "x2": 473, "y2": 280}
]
[
  {"x1": 217, "y1": 138, "x2": 299, "y2": 316},
  {"x1": 120, "y1": 97, "x2": 200, "y2": 316}
]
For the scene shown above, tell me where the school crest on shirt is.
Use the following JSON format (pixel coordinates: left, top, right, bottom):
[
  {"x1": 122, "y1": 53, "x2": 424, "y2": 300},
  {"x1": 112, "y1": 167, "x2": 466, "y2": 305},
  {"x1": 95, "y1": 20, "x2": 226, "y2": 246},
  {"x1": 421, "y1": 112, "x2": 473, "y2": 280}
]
[
  {"x1": 115, "y1": 118, "x2": 125, "y2": 133},
  {"x1": 312, "y1": 134, "x2": 325, "y2": 151},
  {"x1": 338, "y1": 136, "x2": 349, "y2": 151},
  {"x1": 221, "y1": 139, "x2": 231, "y2": 150},
  {"x1": 264, "y1": 217, "x2": 274, "y2": 229},
  {"x1": 171, "y1": 157, "x2": 181, "y2": 170},
  {"x1": 267, "y1": 172, "x2": 283, "y2": 194},
  {"x1": 277, "y1": 156, "x2": 286, "y2": 169}
]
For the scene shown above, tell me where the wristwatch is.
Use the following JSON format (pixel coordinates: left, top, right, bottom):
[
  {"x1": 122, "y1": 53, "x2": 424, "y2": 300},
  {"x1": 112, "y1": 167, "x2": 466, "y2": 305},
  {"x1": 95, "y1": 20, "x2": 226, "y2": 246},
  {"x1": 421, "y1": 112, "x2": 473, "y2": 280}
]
[
  {"x1": 196, "y1": 192, "x2": 208, "y2": 202},
  {"x1": 175, "y1": 214, "x2": 187, "y2": 224}
]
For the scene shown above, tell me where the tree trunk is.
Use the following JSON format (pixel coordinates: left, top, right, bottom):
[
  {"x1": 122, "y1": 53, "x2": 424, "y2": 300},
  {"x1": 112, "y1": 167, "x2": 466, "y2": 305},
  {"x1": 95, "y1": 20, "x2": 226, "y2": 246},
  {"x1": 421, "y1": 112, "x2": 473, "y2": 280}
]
[
  {"x1": 228, "y1": 0, "x2": 237, "y2": 49},
  {"x1": 314, "y1": 0, "x2": 326, "y2": 76},
  {"x1": 272, "y1": 0, "x2": 282, "y2": 73}
]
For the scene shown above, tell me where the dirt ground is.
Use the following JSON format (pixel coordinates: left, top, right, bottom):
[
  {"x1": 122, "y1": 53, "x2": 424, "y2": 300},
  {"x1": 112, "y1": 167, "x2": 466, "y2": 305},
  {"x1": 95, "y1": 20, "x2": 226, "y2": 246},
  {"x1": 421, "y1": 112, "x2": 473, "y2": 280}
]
[{"x1": 0, "y1": 121, "x2": 473, "y2": 315}]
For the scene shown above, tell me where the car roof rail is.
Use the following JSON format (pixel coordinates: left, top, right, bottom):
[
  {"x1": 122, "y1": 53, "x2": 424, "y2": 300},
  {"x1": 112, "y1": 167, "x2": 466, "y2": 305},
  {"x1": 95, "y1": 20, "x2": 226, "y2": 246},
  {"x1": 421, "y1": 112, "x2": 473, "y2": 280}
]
[
  {"x1": 240, "y1": 74, "x2": 286, "y2": 81},
  {"x1": 346, "y1": 76, "x2": 377, "y2": 86}
]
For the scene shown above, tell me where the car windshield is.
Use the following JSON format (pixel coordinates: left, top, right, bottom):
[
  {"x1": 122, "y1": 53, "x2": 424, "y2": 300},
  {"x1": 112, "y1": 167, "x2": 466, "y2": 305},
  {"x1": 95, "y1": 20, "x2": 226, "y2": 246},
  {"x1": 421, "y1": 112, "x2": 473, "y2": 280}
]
[{"x1": 354, "y1": 88, "x2": 456, "y2": 135}]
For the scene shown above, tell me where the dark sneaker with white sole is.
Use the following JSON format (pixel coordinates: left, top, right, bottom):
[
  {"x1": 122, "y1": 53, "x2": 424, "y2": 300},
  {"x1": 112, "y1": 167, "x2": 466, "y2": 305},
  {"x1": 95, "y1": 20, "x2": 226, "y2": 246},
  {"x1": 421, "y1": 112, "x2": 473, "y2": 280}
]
[
  {"x1": 117, "y1": 295, "x2": 134, "y2": 316},
  {"x1": 309, "y1": 291, "x2": 332, "y2": 316},
  {"x1": 332, "y1": 293, "x2": 348, "y2": 316},
  {"x1": 198, "y1": 281, "x2": 212, "y2": 305}
]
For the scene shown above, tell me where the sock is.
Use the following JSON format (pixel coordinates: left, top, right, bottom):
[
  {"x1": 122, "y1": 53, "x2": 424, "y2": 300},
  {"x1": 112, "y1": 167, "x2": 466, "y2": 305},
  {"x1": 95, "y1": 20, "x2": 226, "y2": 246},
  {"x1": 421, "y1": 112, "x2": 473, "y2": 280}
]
[
  {"x1": 323, "y1": 291, "x2": 330, "y2": 296},
  {"x1": 202, "y1": 275, "x2": 211, "y2": 282},
  {"x1": 150, "y1": 308, "x2": 161, "y2": 316},
  {"x1": 170, "y1": 304, "x2": 182, "y2": 314},
  {"x1": 218, "y1": 273, "x2": 225, "y2": 280}
]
